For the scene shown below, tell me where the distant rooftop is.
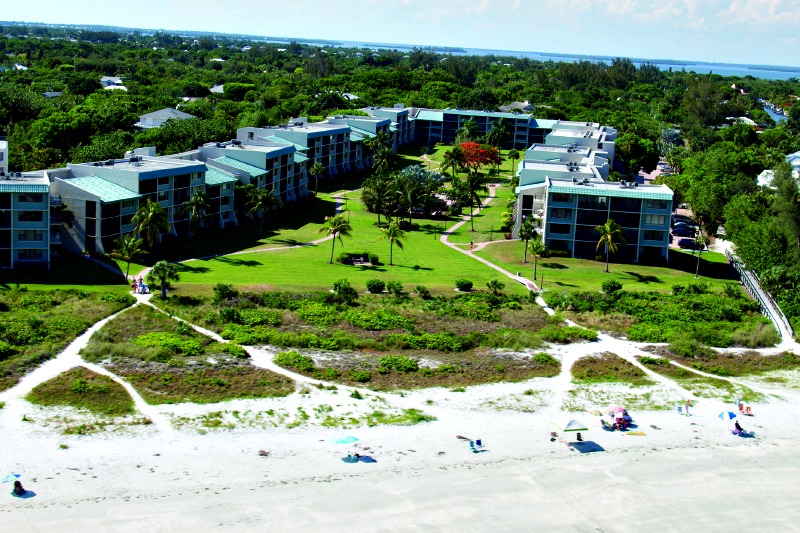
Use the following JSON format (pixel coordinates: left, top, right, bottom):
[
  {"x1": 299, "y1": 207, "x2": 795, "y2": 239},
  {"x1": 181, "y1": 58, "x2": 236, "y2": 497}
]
[
  {"x1": 0, "y1": 172, "x2": 49, "y2": 193},
  {"x1": 70, "y1": 156, "x2": 206, "y2": 178},
  {"x1": 214, "y1": 156, "x2": 268, "y2": 177},
  {"x1": 547, "y1": 177, "x2": 672, "y2": 200},
  {"x1": 61, "y1": 176, "x2": 141, "y2": 203},
  {"x1": 139, "y1": 108, "x2": 195, "y2": 121}
]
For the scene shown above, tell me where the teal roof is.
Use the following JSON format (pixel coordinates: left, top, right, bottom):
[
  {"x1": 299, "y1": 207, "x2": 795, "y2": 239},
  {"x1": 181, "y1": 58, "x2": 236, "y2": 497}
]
[
  {"x1": 293, "y1": 153, "x2": 310, "y2": 164},
  {"x1": 548, "y1": 183, "x2": 673, "y2": 201},
  {"x1": 204, "y1": 168, "x2": 239, "y2": 186},
  {"x1": 0, "y1": 182, "x2": 49, "y2": 193},
  {"x1": 445, "y1": 109, "x2": 533, "y2": 120},
  {"x1": 265, "y1": 136, "x2": 309, "y2": 151},
  {"x1": 389, "y1": 124, "x2": 398, "y2": 132},
  {"x1": 349, "y1": 132, "x2": 365, "y2": 142},
  {"x1": 215, "y1": 156, "x2": 268, "y2": 177},
  {"x1": 348, "y1": 126, "x2": 374, "y2": 138},
  {"x1": 416, "y1": 110, "x2": 444, "y2": 122},
  {"x1": 63, "y1": 176, "x2": 140, "y2": 203}
]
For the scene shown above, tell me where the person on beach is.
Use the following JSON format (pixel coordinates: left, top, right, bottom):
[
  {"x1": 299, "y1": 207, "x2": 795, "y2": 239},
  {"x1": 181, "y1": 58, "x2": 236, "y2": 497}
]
[
  {"x1": 734, "y1": 420, "x2": 745, "y2": 435},
  {"x1": 469, "y1": 241, "x2": 473, "y2": 250},
  {"x1": 12, "y1": 480, "x2": 25, "y2": 496},
  {"x1": 685, "y1": 399, "x2": 692, "y2": 415}
]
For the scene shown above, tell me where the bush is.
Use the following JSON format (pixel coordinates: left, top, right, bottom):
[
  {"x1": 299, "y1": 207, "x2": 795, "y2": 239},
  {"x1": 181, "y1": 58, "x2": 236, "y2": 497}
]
[
  {"x1": 133, "y1": 332, "x2": 204, "y2": 356},
  {"x1": 332, "y1": 278, "x2": 358, "y2": 305},
  {"x1": 538, "y1": 326, "x2": 598, "y2": 343},
  {"x1": 455, "y1": 279, "x2": 473, "y2": 292},
  {"x1": 369, "y1": 253, "x2": 379, "y2": 265},
  {"x1": 668, "y1": 338, "x2": 716, "y2": 359},
  {"x1": 239, "y1": 309, "x2": 282, "y2": 326},
  {"x1": 386, "y1": 281, "x2": 403, "y2": 296},
  {"x1": 722, "y1": 283, "x2": 742, "y2": 299},
  {"x1": 344, "y1": 309, "x2": 413, "y2": 330},
  {"x1": 273, "y1": 351, "x2": 315, "y2": 372},
  {"x1": 415, "y1": 285, "x2": 431, "y2": 299},
  {"x1": 0, "y1": 341, "x2": 16, "y2": 361},
  {"x1": 219, "y1": 307, "x2": 242, "y2": 324},
  {"x1": 366, "y1": 279, "x2": 385, "y2": 294},
  {"x1": 532, "y1": 352, "x2": 559, "y2": 366},
  {"x1": 296, "y1": 302, "x2": 340, "y2": 326},
  {"x1": 542, "y1": 249, "x2": 570, "y2": 258},
  {"x1": 378, "y1": 355, "x2": 419, "y2": 373},
  {"x1": 349, "y1": 370, "x2": 371, "y2": 382},
  {"x1": 601, "y1": 280, "x2": 622, "y2": 294},
  {"x1": 213, "y1": 283, "x2": 238, "y2": 303},
  {"x1": 640, "y1": 356, "x2": 670, "y2": 366},
  {"x1": 222, "y1": 343, "x2": 249, "y2": 358},
  {"x1": 486, "y1": 279, "x2": 505, "y2": 294},
  {"x1": 337, "y1": 252, "x2": 351, "y2": 264},
  {"x1": 672, "y1": 284, "x2": 686, "y2": 295}
]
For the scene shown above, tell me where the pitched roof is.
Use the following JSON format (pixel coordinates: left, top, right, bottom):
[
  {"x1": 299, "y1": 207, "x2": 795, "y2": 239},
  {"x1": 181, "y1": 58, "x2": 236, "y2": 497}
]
[
  {"x1": 63, "y1": 176, "x2": 141, "y2": 203},
  {"x1": 293, "y1": 153, "x2": 310, "y2": 164},
  {"x1": 214, "y1": 156, "x2": 268, "y2": 177},
  {"x1": 204, "y1": 168, "x2": 239, "y2": 186},
  {"x1": 0, "y1": 182, "x2": 49, "y2": 193},
  {"x1": 139, "y1": 108, "x2": 195, "y2": 120}
]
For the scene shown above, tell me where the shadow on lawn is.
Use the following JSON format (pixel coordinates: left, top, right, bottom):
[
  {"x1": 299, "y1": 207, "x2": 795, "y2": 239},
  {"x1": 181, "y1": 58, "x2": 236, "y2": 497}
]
[
  {"x1": 622, "y1": 271, "x2": 662, "y2": 284},
  {"x1": 541, "y1": 262, "x2": 568, "y2": 270},
  {"x1": 176, "y1": 263, "x2": 210, "y2": 274},
  {"x1": 215, "y1": 256, "x2": 262, "y2": 267}
]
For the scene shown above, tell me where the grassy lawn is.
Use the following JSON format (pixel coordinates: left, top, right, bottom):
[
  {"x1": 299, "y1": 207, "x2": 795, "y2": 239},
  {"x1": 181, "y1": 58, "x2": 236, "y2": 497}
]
[
  {"x1": 475, "y1": 240, "x2": 738, "y2": 293},
  {"x1": 2, "y1": 253, "x2": 131, "y2": 293},
  {"x1": 173, "y1": 192, "x2": 528, "y2": 295},
  {"x1": 26, "y1": 367, "x2": 134, "y2": 416},
  {"x1": 446, "y1": 183, "x2": 514, "y2": 246}
]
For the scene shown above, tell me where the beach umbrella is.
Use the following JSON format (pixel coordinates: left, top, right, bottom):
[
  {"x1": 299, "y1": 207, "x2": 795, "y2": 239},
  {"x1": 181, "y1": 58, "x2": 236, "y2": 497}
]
[
  {"x1": 610, "y1": 405, "x2": 625, "y2": 413},
  {"x1": 719, "y1": 411, "x2": 737, "y2": 420},
  {"x1": 1, "y1": 474, "x2": 20, "y2": 483},
  {"x1": 551, "y1": 419, "x2": 588, "y2": 433},
  {"x1": 332, "y1": 436, "x2": 359, "y2": 444}
]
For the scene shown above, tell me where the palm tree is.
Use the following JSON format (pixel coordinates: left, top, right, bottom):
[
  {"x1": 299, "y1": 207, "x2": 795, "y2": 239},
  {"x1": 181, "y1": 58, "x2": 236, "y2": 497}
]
[
  {"x1": 182, "y1": 190, "x2": 212, "y2": 236},
  {"x1": 372, "y1": 147, "x2": 394, "y2": 176},
  {"x1": 379, "y1": 221, "x2": 406, "y2": 266},
  {"x1": 309, "y1": 162, "x2": 325, "y2": 196},
  {"x1": 486, "y1": 118, "x2": 508, "y2": 149},
  {"x1": 442, "y1": 146, "x2": 465, "y2": 178},
  {"x1": 528, "y1": 237, "x2": 546, "y2": 282},
  {"x1": 465, "y1": 171, "x2": 490, "y2": 232},
  {"x1": 362, "y1": 174, "x2": 394, "y2": 225},
  {"x1": 109, "y1": 233, "x2": 147, "y2": 281},
  {"x1": 319, "y1": 213, "x2": 352, "y2": 264},
  {"x1": 694, "y1": 234, "x2": 710, "y2": 278},
  {"x1": 247, "y1": 187, "x2": 283, "y2": 236},
  {"x1": 508, "y1": 148, "x2": 520, "y2": 179},
  {"x1": 518, "y1": 218, "x2": 537, "y2": 263},
  {"x1": 455, "y1": 117, "x2": 478, "y2": 144},
  {"x1": 595, "y1": 219, "x2": 626, "y2": 273},
  {"x1": 131, "y1": 199, "x2": 170, "y2": 249},
  {"x1": 146, "y1": 260, "x2": 180, "y2": 298}
]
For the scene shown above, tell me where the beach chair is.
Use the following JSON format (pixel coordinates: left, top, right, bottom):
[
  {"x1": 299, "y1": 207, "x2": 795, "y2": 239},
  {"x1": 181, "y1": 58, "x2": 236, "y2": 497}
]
[
  {"x1": 738, "y1": 403, "x2": 745, "y2": 414},
  {"x1": 475, "y1": 439, "x2": 484, "y2": 449},
  {"x1": 601, "y1": 419, "x2": 614, "y2": 431},
  {"x1": 677, "y1": 406, "x2": 683, "y2": 414},
  {"x1": 745, "y1": 406, "x2": 753, "y2": 416}
]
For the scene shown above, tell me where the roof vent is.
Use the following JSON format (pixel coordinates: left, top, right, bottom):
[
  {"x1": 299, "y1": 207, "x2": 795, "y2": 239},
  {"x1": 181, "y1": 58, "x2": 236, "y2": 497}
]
[
  {"x1": 572, "y1": 176, "x2": 577, "y2": 183},
  {"x1": 620, "y1": 179, "x2": 626, "y2": 187},
  {"x1": 634, "y1": 182, "x2": 639, "y2": 188},
  {"x1": 216, "y1": 142, "x2": 222, "y2": 148},
  {"x1": 105, "y1": 159, "x2": 115, "y2": 166}
]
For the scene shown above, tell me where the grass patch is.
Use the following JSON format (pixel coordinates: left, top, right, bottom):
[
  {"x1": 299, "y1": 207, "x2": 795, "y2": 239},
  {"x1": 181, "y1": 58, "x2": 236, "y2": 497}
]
[
  {"x1": 365, "y1": 408, "x2": 437, "y2": 426},
  {"x1": 82, "y1": 304, "x2": 294, "y2": 404},
  {"x1": 0, "y1": 288, "x2": 134, "y2": 392},
  {"x1": 26, "y1": 367, "x2": 134, "y2": 416},
  {"x1": 571, "y1": 353, "x2": 654, "y2": 386},
  {"x1": 649, "y1": 346, "x2": 800, "y2": 378}
]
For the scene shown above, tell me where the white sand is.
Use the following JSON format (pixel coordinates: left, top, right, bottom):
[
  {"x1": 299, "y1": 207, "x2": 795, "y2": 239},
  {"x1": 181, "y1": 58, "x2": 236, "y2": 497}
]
[{"x1": 2, "y1": 293, "x2": 800, "y2": 531}]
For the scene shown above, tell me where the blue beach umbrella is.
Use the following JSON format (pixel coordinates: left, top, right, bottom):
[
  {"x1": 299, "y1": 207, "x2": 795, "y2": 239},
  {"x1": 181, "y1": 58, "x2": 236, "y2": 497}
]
[
  {"x1": 332, "y1": 436, "x2": 359, "y2": 445},
  {"x1": 719, "y1": 411, "x2": 737, "y2": 420},
  {"x1": 1, "y1": 474, "x2": 20, "y2": 483}
]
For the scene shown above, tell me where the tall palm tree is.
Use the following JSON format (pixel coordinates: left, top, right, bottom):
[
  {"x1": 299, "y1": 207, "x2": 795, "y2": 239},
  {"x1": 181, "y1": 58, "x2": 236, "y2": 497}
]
[
  {"x1": 109, "y1": 233, "x2": 147, "y2": 281},
  {"x1": 528, "y1": 237, "x2": 546, "y2": 282},
  {"x1": 247, "y1": 187, "x2": 283, "y2": 236},
  {"x1": 379, "y1": 221, "x2": 406, "y2": 266},
  {"x1": 372, "y1": 147, "x2": 394, "y2": 176},
  {"x1": 694, "y1": 234, "x2": 710, "y2": 278},
  {"x1": 309, "y1": 162, "x2": 325, "y2": 196},
  {"x1": 182, "y1": 190, "x2": 212, "y2": 236},
  {"x1": 455, "y1": 117, "x2": 478, "y2": 144},
  {"x1": 518, "y1": 217, "x2": 537, "y2": 263},
  {"x1": 508, "y1": 148, "x2": 520, "y2": 179},
  {"x1": 319, "y1": 213, "x2": 352, "y2": 264},
  {"x1": 131, "y1": 199, "x2": 170, "y2": 249},
  {"x1": 362, "y1": 174, "x2": 394, "y2": 225},
  {"x1": 465, "y1": 171, "x2": 490, "y2": 232},
  {"x1": 486, "y1": 118, "x2": 508, "y2": 149},
  {"x1": 595, "y1": 219, "x2": 626, "y2": 273},
  {"x1": 146, "y1": 260, "x2": 180, "y2": 298}
]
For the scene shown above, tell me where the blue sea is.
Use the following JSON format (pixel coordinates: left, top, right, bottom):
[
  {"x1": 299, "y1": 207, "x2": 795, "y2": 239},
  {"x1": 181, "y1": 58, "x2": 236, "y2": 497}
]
[{"x1": 267, "y1": 37, "x2": 800, "y2": 81}]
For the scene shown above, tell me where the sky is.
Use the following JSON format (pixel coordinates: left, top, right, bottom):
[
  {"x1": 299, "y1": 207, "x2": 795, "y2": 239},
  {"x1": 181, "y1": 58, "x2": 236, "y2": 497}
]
[{"x1": 3, "y1": 0, "x2": 800, "y2": 67}]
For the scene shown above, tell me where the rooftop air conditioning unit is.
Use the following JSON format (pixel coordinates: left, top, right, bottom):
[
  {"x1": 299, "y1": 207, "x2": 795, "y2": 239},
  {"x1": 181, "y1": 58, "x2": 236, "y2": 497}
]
[
  {"x1": 572, "y1": 177, "x2": 577, "y2": 183},
  {"x1": 583, "y1": 178, "x2": 590, "y2": 185},
  {"x1": 216, "y1": 142, "x2": 222, "y2": 148},
  {"x1": 620, "y1": 180, "x2": 626, "y2": 187},
  {"x1": 130, "y1": 157, "x2": 138, "y2": 163},
  {"x1": 634, "y1": 182, "x2": 639, "y2": 188}
]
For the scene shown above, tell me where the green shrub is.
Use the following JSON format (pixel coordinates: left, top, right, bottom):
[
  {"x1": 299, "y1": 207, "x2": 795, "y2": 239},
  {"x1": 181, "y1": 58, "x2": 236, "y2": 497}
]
[
  {"x1": 386, "y1": 281, "x2": 403, "y2": 296},
  {"x1": 366, "y1": 279, "x2": 386, "y2": 294},
  {"x1": 455, "y1": 279, "x2": 473, "y2": 292},
  {"x1": 668, "y1": 338, "x2": 715, "y2": 359},
  {"x1": 213, "y1": 283, "x2": 238, "y2": 303},
  {"x1": 437, "y1": 363, "x2": 458, "y2": 373},
  {"x1": 722, "y1": 283, "x2": 742, "y2": 299},
  {"x1": 486, "y1": 279, "x2": 505, "y2": 294},
  {"x1": 672, "y1": 284, "x2": 686, "y2": 295},
  {"x1": 133, "y1": 332, "x2": 204, "y2": 356},
  {"x1": 601, "y1": 280, "x2": 622, "y2": 294},
  {"x1": 349, "y1": 370, "x2": 371, "y2": 382},
  {"x1": 350, "y1": 389, "x2": 363, "y2": 399},
  {"x1": 538, "y1": 326, "x2": 598, "y2": 343},
  {"x1": 219, "y1": 307, "x2": 242, "y2": 324},
  {"x1": 532, "y1": 352, "x2": 559, "y2": 366},
  {"x1": 640, "y1": 356, "x2": 670, "y2": 366},
  {"x1": 344, "y1": 309, "x2": 413, "y2": 330},
  {"x1": 273, "y1": 351, "x2": 315, "y2": 372},
  {"x1": 415, "y1": 285, "x2": 431, "y2": 299},
  {"x1": 336, "y1": 252, "x2": 351, "y2": 264},
  {"x1": 239, "y1": 309, "x2": 282, "y2": 326},
  {"x1": 504, "y1": 300, "x2": 523, "y2": 310},
  {"x1": 296, "y1": 302, "x2": 340, "y2": 326},
  {"x1": 222, "y1": 343, "x2": 249, "y2": 358},
  {"x1": 19, "y1": 294, "x2": 60, "y2": 311},
  {"x1": 369, "y1": 253, "x2": 379, "y2": 265},
  {"x1": 0, "y1": 341, "x2": 16, "y2": 361},
  {"x1": 332, "y1": 278, "x2": 358, "y2": 305},
  {"x1": 378, "y1": 355, "x2": 420, "y2": 373}
]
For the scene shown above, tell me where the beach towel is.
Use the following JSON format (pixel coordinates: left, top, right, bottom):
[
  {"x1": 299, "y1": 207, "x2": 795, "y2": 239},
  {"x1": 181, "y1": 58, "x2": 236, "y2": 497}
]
[
  {"x1": 341, "y1": 456, "x2": 359, "y2": 463},
  {"x1": 624, "y1": 431, "x2": 647, "y2": 436},
  {"x1": 358, "y1": 456, "x2": 377, "y2": 463}
]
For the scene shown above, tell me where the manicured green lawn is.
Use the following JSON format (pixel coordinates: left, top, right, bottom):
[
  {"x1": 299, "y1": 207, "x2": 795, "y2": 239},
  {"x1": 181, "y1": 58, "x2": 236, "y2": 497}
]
[
  {"x1": 475, "y1": 240, "x2": 738, "y2": 293},
  {"x1": 1, "y1": 253, "x2": 130, "y2": 293},
  {"x1": 446, "y1": 184, "x2": 513, "y2": 246},
  {"x1": 175, "y1": 193, "x2": 526, "y2": 295}
]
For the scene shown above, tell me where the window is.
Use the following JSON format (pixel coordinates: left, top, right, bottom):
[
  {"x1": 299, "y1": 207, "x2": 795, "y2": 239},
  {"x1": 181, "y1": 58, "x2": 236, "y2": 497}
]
[
  {"x1": 17, "y1": 249, "x2": 43, "y2": 261},
  {"x1": 643, "y1": 230, "x2": 665, "y2": 241},
  {"x1": 18, "y1": 230, "x2": 43, "y2": 241},
  {"x1": 222, "y1": 184, "x2": 231, "y2": 190},
  {"x1": 248, "y1": 132, "x2": 254, "y2": 140},
  {"x1": 550, "y1": 208, "x2": 571, "y2": 220},
  {"x1": 121, "y1": 214, "x2": 134, "y2": 227},
  {"x1": 549, "y1": 223, "x2": 571, "y2": 235},
  {"x1": 645, "y1": 199, "x2": 669, "y2": 210},
  {"x1": 157, "y1": 177, "x2": 171, "y2": 186},
  {"x1": 18, "y1": 193, "x2": 43, "y2": 203},
  {"x1": 644, "y1": 214, "x2": 666, "y2": 226},
  {"x1": 157, "y1": 191, "x2": 170, "y2": 202},
  {"x1": 551, "y1": 193, "x2": 573, "y2": 204},
  {"x1": 220, "y1": 196, "x2": 230, "y2": 206},
  {"x1": 18, "y1": 211, "x2": 43, "y2": 222},
  {"x1": 578, "y1": 195, "x2": 608, "y2": 210},
  {"x1": 121, "y1": 199, "x2": 136, "y2": 209}
]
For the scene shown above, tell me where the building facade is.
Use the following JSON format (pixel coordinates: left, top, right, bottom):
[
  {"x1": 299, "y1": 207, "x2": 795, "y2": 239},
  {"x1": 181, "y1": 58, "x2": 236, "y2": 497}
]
[{"x1": 0, "y1": 172, "x2": 52, "y2": 269}]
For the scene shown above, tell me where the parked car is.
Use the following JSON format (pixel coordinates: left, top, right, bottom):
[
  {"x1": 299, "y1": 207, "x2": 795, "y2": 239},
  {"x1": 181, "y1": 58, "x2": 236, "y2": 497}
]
[
  {"x1": 672, "y1": 221, "x2": 698, "y2": 230},
  {"x1": 671, "y1": 227, "x2": 696, "y2": 237},
  {"x1": 678, "y1": 238, "x2": 704, "y2": 250}
]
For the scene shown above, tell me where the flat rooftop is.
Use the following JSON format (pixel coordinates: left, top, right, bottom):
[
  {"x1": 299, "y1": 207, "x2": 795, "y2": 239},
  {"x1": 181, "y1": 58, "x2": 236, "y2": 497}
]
[
  {"x1": 71, "y1": 157, "x2": 205, "y2": 174},
  {"x1": 526, "y1": 144, "x2": 590, "y2": 154},
  {"x1": 520, "y1": 161, "x2": 593, "y2": 172},
  {"x1": 204, "y1": 140, "x2": 294, "y2": 156},
  {"x1": 0, "y1": 172, "x2": 49, "y2": 193},
  {"x1": 548, "y1": 177, "x2": 673, "y2": 200}
]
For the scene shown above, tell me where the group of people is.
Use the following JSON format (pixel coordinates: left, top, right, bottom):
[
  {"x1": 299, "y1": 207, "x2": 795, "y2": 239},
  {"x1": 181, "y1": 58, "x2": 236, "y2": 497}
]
[
  {"x1": 12, "y1": 480, "x2": 25, "y2": 497},
  {"x1": 131, "y1": 276, "x2": 150, "y2": 295},
  {"x1": 602, "y1": 408, "x2": 634, "y2": 431}
]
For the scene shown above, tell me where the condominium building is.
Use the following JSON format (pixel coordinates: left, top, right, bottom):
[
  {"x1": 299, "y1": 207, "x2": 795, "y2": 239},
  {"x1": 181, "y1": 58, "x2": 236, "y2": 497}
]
[
  {"x1": 545, "y1": 121, "x2": 617, "y2": 165},
  {"x1": 363, "y1": 105, "x2": 412, "y2": 147},
  {"x1": 0, "y1": 172, "x2": 52, "y2": 269},
  {"x1": 0, "y1": 137, "x2": 7, "y2": 176}
]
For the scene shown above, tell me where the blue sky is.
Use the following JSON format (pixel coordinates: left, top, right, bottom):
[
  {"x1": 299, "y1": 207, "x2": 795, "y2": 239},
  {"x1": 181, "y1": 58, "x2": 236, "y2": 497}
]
[{"x1": 4, "y1": 0, "x2": 799, "y2": 67}]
